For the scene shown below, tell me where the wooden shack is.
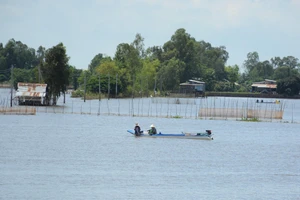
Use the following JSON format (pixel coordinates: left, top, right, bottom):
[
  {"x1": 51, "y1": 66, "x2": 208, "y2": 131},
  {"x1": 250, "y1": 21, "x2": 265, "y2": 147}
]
[
  {"x1": 16, "y1": 82, "x2": 48, "y2": 105},
  {"x1": 179, "y1": 80, "x2": 205, "y2": 97}
]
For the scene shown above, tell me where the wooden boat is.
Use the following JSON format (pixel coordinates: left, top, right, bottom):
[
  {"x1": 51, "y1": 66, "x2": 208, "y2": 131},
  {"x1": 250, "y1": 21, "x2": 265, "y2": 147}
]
[{"x1": 127, "y1": 130, "x2": 213, "y2": 140}]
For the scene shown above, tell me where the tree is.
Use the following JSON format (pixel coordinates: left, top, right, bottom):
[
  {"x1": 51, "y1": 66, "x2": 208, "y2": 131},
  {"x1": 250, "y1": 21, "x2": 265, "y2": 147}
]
[
  {"x1": 69, "y1": 65, "x2": 82, "y2": 90},
  {"x1": 270, "y1": 56, "x2": 282, "y2": 68},
  {"x1": 36, "y1": 46, "x2": 46, "y2": 83},
  {"x1": 94, "y1": 60, "x2": 120, "y2": 95},
  {"x1": 162, "y1": 28, "x2": 198, "y2": 82},
  {"x1": 138, "y1": 59, "x2": 160, "y2": 95},
  {"x1": 204, "y1": 46, "x2": 228, "y2": 81},
  {"x1": 89, "y1": 53, "x2": 103, "y2": 73},
  {"x1": 225, "y1": 65, "x2": 239, "y2": 91},
  {"x1": 11, "y1": 68, "x2": 35, "y2": 89},
  {"x1": 244, "y1": 52, "x2": 260, "y2": 73},
  {"x1": 256, "y1": 60, "x2": 273, "y2": 79},
  {"x1": 273, "y1": 66, "x2": 299, "y2": 80},
  {"x1": 281, "y1": 56, "x2": 300, "y2": 69},
  {"x1": 202, "y1": 67, "x2": 216, "y2": 91},
  {"x1": 277, "y1": 75, "x2": 300, "y2": 96},
  {"x1": 145, "y1": 46, "x2": 163, "y2": 61},
  {"x1": 114, "y1": 42, "x2": 141, "y2": 95},
  {"x1": 41, "y1": 43, "x2": 70, "y2": 105},
  {"x1": 158, "y1": 58, "x2": 184, "y2": 91},
  {"x1": 271, "y1": 56, "x2": 300, "y2": 76},
  {"x1": 132, "y1": 33, "x2": 145, "y2": 58}
]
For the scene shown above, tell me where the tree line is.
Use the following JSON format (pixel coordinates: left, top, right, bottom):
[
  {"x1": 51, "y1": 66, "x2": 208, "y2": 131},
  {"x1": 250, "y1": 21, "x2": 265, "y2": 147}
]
[{"x1": 0, "y1": 28, "x2": 300, "y2": 99}]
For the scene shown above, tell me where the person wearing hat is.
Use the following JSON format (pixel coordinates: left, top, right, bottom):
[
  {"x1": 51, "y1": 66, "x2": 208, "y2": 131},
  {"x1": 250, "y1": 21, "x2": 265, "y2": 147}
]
[
  {"x1": 134, "y1": 123, "x2": 142, "y2": 136},
  {"x1": 148, "y1": 124, "x2": 157, "y2": 135}
]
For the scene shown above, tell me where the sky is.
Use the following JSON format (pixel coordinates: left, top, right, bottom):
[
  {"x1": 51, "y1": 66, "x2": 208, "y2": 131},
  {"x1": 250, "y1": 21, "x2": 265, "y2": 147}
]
[{"x1": 1, "y1": 0, "x2": 300, "y2": 71}]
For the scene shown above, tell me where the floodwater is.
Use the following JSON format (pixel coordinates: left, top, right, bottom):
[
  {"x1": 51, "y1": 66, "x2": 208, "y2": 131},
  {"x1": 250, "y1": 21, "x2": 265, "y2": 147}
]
[{"x1": 0, "y1": 89, "x2": 299, "y2": 199}]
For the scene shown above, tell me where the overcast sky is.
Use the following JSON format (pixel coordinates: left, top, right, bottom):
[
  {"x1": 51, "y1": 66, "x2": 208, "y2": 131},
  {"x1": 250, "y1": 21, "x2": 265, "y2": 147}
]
[{"x1": 1, "y1": 0, "x2": 299, "y2": 71}]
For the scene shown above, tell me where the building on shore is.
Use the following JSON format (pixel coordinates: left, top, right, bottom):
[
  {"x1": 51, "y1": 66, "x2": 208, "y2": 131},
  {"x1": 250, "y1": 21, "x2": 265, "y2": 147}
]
[
  {"x1": 251, "y1": 79, "x2": 277, "y2": 93},
  {"x1": 179, "y1": 79, "x2": 205, "y2": 97},
  {"x1": 15, "y1": 82, "x2": 48, "y2": 105}
]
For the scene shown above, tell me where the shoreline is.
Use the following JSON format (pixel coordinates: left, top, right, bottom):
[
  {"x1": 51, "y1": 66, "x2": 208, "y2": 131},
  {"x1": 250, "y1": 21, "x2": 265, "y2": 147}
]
[{"x1": 0, "y1": 84, "x2": 10, "y2": 88}]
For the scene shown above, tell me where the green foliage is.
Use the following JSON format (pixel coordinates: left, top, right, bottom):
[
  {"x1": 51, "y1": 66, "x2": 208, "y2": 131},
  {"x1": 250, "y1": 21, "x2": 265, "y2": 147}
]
[
  {"x1": 225, "y1": 65, "x2": 239, "y2": 90},
  {"x1": 236, "y1": 84, "x2": 248, "y2": 92},
  {"x1": 71, "y1": 89, "x2": 84, "y2": 97},
  {"x1": 0, "y1": 39, "x2": 39, "y2": 82},
  {"x1": 87, "y1": 75, "x2": 100, "y2": 93},
  {"x1": 88, "y1": 53, "x2": 104, "y2": 73},
  {"x1": 2, "y1": 30, "x2": 300, "y2": 99},
  {"x1": 273, "y1": 66, "x2": 299, "y2": 80},
  {"x1": 145, "y1": 46, "x2": 163, "y2": 61},
  {"x1": 214, "y1": 81, "x2": 233, "y2": 92},
  {"x1": 244, "y1": 52, "x2": 260, "y2": 73},
  {"x1": 158, "y1": 58, "x2": 184, "y2": 91},
  {"x1": 114, "y1": 41, "x2": 142, "y2": 95},
  {"x1": 41, "y1": 43, "x2": 70, "y2": 104},
  {"x1": 136, "y1": 58, "x2": 159, "y2": 94},
  {"x1": 0, "y1": 74, "x2": 6, "y2": 82},
  {"x1": 95, "y1": 60, "x2": 118, "y2": 77},
  {"x1": 202, "y1": 67, "x2": 216, "y2": 91},
  {"x1": 12, "y1": 68, "x2": 35, "y2": 89},
  {"x1": 172, "y1": 115, "x2": 182, "y2": 119},
  {"x1": 240, "y1": 117, "x2": 260, "y2": 122},
  {"x1": 280, "y1": 56, "x2": 300, "y2": 69},
  {"x1": 132, "y1": 33, "x2": 145, "y2": 58},
  {"x1": 69, "y1": 65, "x2": 82, "y2": 90},
  {"x1": 277, "y1": 75, "x2": 300, "y2": 96}
]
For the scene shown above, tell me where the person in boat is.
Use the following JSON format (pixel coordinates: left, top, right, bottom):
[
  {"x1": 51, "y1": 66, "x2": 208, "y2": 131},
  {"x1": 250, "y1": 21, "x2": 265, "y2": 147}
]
[
  {"x1": 134, "y1": 123, "x2": 142, "y2": 136},
  {"x1": 148, "y1": 124, "x2": 157, "y2": 135},
  {"x1": 206, "y1": 130, "x2": 212, "y2": 136}
]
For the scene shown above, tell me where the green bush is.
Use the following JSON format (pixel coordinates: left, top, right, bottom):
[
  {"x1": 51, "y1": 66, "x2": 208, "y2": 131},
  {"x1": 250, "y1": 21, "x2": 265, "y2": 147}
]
[{"x1": 71, "y1": 90, "x2": 84, "y2": 97}]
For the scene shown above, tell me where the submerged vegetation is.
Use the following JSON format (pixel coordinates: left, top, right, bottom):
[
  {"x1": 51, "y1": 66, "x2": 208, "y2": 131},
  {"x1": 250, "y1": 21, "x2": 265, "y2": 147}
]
[
  {"x1": 172, "y1": 115, "x2": 182, "y2": 119},
  {"x1": 240, "y1": 117, "x2": 261, "y2": 122}
]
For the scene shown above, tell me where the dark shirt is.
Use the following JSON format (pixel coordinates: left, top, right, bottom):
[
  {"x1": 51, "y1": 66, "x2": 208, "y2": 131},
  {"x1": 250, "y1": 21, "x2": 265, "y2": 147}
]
[{"x1": 134, "y1": 126, "x2": 141, "y2": 135}]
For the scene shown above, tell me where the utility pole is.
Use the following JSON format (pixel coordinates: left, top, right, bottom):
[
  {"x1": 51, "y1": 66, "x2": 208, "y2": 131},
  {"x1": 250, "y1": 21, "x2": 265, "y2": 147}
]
[
  {"x1": 140, "y1": 77, "x2": 143, "y2": 98},
  {"x1": 154, "y1": 77, "x2": 157, "y2": 97},
  {"x1": 10, "y1": 65, "x2": 14, "y2": 107},
  {"x1": 115, "y1": 74, "x2": 118, "y2": 98},
  {"x1": 63, "y1": 85, "x2": 66, "y2": 104},
  {"x1": 98, "y1": 74, "x2": 101, "y2": 101},
  {"x1": 84, "y1": 72, "x2": 86, "y2": 102},
  {"x1": 38, "y1": 65, "x2": 41, "y2": 83},
  {"x1": 107, "y1": 73, "x2": 110, "y2": 100}
]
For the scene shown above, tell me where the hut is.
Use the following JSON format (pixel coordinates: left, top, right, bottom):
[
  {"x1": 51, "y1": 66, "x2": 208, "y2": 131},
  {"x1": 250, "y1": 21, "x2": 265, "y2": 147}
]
[
  {"x1": 16, "y1": 82, "x2": 48, "y2": 105},
  {"x1": 251, "y1": 79, "x2": 277, "y2": 93},
  {"x1": 179, "y1": 80, "x2": 205, "y2": 97}
]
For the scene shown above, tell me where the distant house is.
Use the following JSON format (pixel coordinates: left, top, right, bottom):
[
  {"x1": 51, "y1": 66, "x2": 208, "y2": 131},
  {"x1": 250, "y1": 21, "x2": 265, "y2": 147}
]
[
  {"x1": 179, "y1": 79, "x2": 205, "y2": 97},
  {"x1": 16, "y1": 82, "x2": 48, "y2": 105},
  {"x1": 251, "y1": 79, "x2": 277, "y2": 93}
]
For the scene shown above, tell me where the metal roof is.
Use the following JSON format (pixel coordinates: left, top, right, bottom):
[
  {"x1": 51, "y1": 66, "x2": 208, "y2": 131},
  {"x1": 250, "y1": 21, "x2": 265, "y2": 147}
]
[
  {"x1": 180, "y1": 79, "x2": 205, "y2": 86},
  {"x1": 251, "y1": 83, "x2": 277, "y2": 89},
  {"x1": 188, "y1": 79, "x2": 205, "y2": 84},
  {"x1": 180, "y1": 82, "x2": 204, "y2": 86},
  {"x1": 16, "y1": 82, "x2": 47, "y2": 97},
  {"x1": 252, "y1": 79, "x2": 276, "y2": 84}
]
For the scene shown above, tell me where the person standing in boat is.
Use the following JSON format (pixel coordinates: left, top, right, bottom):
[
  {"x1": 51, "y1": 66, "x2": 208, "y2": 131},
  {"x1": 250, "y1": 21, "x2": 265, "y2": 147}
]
[
  {"x1": 148, "y1": 124, "x2": 157, "y2": 135},
  {"x1": 134, "y1": 123, "x2": 142, "y2": 136}
]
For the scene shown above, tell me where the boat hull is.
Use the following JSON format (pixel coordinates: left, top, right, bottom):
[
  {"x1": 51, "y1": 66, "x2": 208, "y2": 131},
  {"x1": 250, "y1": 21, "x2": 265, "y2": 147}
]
[{"x1": 127, "y1": 130, "x2": 213, "y2": 140}]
